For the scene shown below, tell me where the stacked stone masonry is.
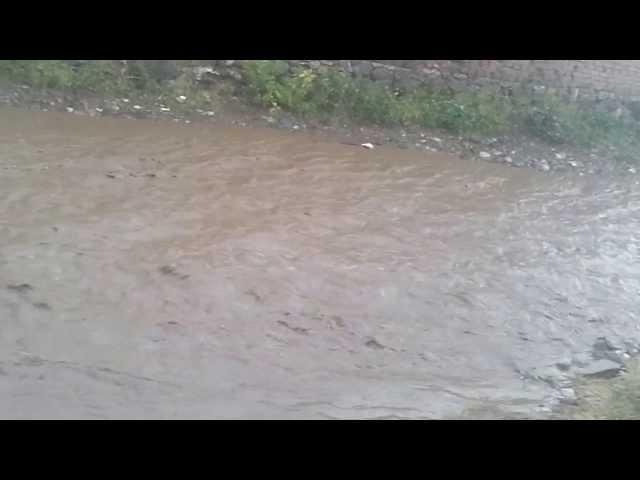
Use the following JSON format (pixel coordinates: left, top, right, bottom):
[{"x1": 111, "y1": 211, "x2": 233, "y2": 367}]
[{"x1": 275, "y1": 60, "x2": 640, "y2": 104}]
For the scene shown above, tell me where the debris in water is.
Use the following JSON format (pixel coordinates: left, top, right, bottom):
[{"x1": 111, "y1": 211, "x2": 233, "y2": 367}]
[
  {"x1": 365, "y1": 337, "x2": 385, "y2": 349},
  {"x1": 7, "y1": 284, "x2": 33, "y2": 293},
  {"x1": 361, "y1": 143, "x2": 375, "y2": 150},
  {"x1": 277, "y1": 320, "x2": 309, "y2": 335},
  {"x1": 158, "y1": 265, "x2": 189, "y2": 280}
]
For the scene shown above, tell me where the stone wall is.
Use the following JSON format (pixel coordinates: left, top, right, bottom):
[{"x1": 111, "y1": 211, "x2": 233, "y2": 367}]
[
  {"x1": 121, "y1": 60, "x2": 640, "y2": 113},
  {"x1": 73, "y1": 60, "x2": 640, "y2": 103},
  {"x1": 274, "y1": 60, "x2": 640, "y2": 102}
]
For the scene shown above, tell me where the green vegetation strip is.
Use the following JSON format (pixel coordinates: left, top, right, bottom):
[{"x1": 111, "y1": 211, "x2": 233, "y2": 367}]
[{"x1": 2, "y1": 60, "x2": 640, "y2": 155}]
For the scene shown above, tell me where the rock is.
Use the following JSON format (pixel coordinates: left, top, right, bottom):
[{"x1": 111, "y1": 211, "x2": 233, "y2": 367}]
[
  {"x1": 597, "y1": 90, "x2": 613, "y2": 101},
  {"x1": 532, "y1": 85, "x2": 546, "y2": 95},
  {"x1": 337, "y1": 60, "x2": 353, "y2": 74},
  {"x1": 394, "y1": 70, "x2": 422, "y2": 91},
  {"x1": 371, "y1": 66, "x2": 394, "y2": 85},
  {"x1": 592, "y1": 337, "x2": 625, "y2": 363},
  {"x1": 278, "y1": 118, "x2": 295, "y2": 129},
  {"x1": 225, "y1": 69, "x2": 243, "y2": 82},
  {"x1": 104, "y1": 101, "x2": 120, "y2": 113},
  {"x1": 193, "y1": 66, "x2": 220, "y2": 84},
  {"x1": 421, "y1": 67, "x2": 442, "y2": 79},
  {"x1": 134, "y1": 60, "x2": 179, "y2": 82},
  {"x1": 352, "y1": 62, "x2": 371, "y2": 77},
  {"x1": 578, "y1": 359, "x2": 623, "y2": 379}
]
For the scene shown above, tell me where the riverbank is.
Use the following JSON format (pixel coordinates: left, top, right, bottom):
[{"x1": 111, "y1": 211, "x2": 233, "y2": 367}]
[{"x1": 1, "y1": 60, "x2": 639, "y2": 179}]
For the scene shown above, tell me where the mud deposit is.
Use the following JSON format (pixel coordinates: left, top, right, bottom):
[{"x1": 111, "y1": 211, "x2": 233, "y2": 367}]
[{"x1": 1, "y1": 108, "x2": 639, "y2": 419}]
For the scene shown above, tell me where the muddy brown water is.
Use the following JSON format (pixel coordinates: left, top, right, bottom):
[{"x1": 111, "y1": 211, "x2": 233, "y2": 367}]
[{"x1": 1, "y1": 107, "x2": 639, "y2": 419}]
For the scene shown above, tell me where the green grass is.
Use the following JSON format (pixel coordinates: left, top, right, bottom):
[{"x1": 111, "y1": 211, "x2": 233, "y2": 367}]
[
  {"x1": 0, "y1": 60, "x2": 132, "y2": 94},
  {"x1": 572, "y1": 360, "x2": 640, "y2": 420},
  {"x1": 0, "y1": 60, "x2": 222, "y2": 112},
  {"x1": 241, "y1": 60, "x2": 640, "y2": 151},
  {"x1": 2, "y1": 60, "x2": 640, "y2": 155}
]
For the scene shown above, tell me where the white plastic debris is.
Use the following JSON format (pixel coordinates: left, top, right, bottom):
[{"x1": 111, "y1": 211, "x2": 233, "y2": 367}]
[
  {"x1": 65, "y1": 107, "x2": 74, "y2": 113},
  {"x1": 176, "y1": 95, "x2": 187, "y2": 103},
  {"x1": 204, "y1": 111, "x2": 215, "y2": 117},
  {"x1": 122, "y1": 98, "x2": 129, "y2": 103},
  {"x1": 95, "y1": 107, "x2": 103, "y2": 113},
  {"x1": 160, "y1": 107, "x2": 171, "y2": 112},
  {"x1": 555, "y1": 152, "x2": 567, "y2": 160},
  {"x1": 133, "y1": 105, "x2": 142, "y2": 110},
  {"x1": 361, "y1": 143, "x2": 375, "y2": 150},
  {"x1": 431, "y1": 137, "x2": 443, "y2": 143},
  {"x1": 479, "y1": 151, "x2": 491, "y2": 159}
]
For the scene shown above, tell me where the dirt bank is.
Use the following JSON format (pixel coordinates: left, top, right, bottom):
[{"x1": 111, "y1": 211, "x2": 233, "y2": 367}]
[{"x1": 1, "y1": 83, "x2": 638, "y2": 180}]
